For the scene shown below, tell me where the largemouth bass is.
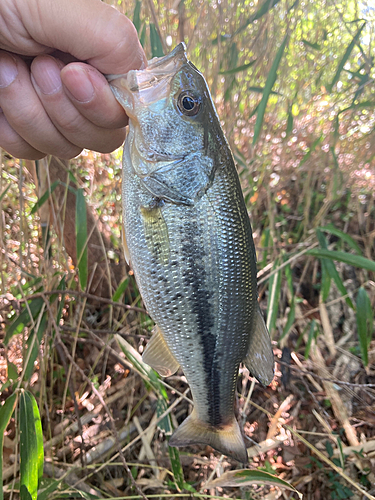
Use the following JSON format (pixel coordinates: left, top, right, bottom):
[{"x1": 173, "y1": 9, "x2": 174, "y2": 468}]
[{"x1": 108, "y1": 43, "x2": 274, "y2": 463}]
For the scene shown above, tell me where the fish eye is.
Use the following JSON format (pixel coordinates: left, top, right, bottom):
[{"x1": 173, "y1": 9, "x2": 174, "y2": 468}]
[{"x1": 177, "y1": 91, "x2": 201, "y2": 116}]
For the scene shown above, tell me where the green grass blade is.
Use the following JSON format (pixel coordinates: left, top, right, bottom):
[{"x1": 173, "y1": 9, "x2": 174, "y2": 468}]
[
  {"x1": 267, "y1": 258, "x2": 283, "y2": 335},
  {"x1": 252, "y1": 34, "x2": 288, "y2": 144},
  {"x1": 133, "y1": 0, "x2": 142, "y2": 33},
  {"x1": 5, "y1": 298, "x2": 45, "y2": 345},
  {"x1": 219, "y1": 59, "x2": 256, "y2": 75},
  {"x1": 0, "y1": 393, "x2": 17, "y2": 500},
  {"x1": 235, "y1": 0, "x2": 282, "y2": 35},
  {"x1": 76, "y1": 188, "x2": 88, "y2": 290},
  {"x1": 112, "y1": 277, "x2": 129, "y2": 303},
  {"x1": 19, "y1": 390, "x2": 44, "y2": 500},
  {"x1": 280, "y1": 299, "x2": 295, "y2": 342},
  {"x1": 37, "y1": 478, "x2": 61, "y2": 500},
  {"x1": 24, "y1": 313, "x2": 47, "y2": 381},
  {"x1": 156, "y1": 397, "x2": 172, "y2": 434},
  {"x1": 299, "y1": 134, "x2": 323, "y2": 167},
  {"x1": 30, "y1": 180, "x2": 60, "y2": 215},
  {"x1": 279, "y1": 263, "x2": 296, "y2": 341},
  {"x1": 286, "y1": 104, "x2": 294, "y2": 136},
  {"x1": 0, "y1": 184, "x2": 11, "y2": 203},
  {"x1": 7, "y1": 361, "x2": 18, "y2": 381},
  {"x1": 320, "y1": 258, "x2": 332, "y2": 302},
  {"x1": 205, "y1": 469, "x2": 302, "y2": 498},
  {"x1": 139, "y1": 22, "x2": 147, "y2": 48},
  {"x1": 306, "y1": 249, "x2": 375, "y2": 272},
  {"x1": 260, "y1": 228, "x2": 271, "y2": 270},
  {"x1": 328, "y1": 22, "x2": 366, "y2": 92},
  {"x1": 168, "y1": 445, "x2": 184, "y2": 490},
  {"x1": 150, "y1": 23, "x2": 164, "y2": 58},
  {"x1": 316, "y1": 229, "x2": 354, "y2": 309},
  {"x1": 248, "y1": 86, "x2": 281, "y2": 95},
  {"x1": 319, "y1": 224, "x2": 362, "y2": 255},
  {"x1": 305, "y1": 320, "x2": 316, "y2": 359},
  {"x1": 115, "y1": 334, "x2": 166, "y2": 396},
  {"x1": 356, "y1": 287, "x2": 372, "y2": 367},
  {"x1": 302, "y1": 39, "x2": 321, "y2": 50},
  {"x1": 116, "y1": 335, "x2": 173, "y2": 433}
]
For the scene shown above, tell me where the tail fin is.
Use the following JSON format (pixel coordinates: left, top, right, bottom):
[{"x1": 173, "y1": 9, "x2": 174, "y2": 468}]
[{"x1": 169, "y1": 410, "x2": 248, "y2": 463}]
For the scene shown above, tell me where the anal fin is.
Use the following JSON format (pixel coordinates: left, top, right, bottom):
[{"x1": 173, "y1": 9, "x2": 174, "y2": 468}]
[
  {"x1": 169, "y1": 409, "x2": 248, "y2": 463},
  {"x1": 142, "y1": 325, "x2": 180, "y2": 377},
  {"x1": 243, "y1": 307, "x2": 274, "y2": 386}
]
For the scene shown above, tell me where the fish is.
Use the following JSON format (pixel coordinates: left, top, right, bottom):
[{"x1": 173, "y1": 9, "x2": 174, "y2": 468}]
[{"x1": 108, "y1": 43, "x2": 274, "y2": 463}]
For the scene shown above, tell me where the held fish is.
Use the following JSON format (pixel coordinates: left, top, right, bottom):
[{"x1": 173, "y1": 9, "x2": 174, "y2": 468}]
[{"x1": 108, "y1": 43, "x2": 274, "y2": 463}]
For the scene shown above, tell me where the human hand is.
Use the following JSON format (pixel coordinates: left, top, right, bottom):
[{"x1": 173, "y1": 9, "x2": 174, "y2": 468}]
[{"x1": 0, "y1": 0, "x2": 146, "y2": 159}]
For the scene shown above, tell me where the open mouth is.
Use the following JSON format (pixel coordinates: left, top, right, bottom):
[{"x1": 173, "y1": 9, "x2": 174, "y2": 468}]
[{"x1": 106, "y1": 43, "x2": 188, "y2": 103}]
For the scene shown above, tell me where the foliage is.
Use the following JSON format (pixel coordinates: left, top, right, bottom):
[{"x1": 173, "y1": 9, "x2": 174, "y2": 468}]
[{"x1": 0, "y1": 0, "x2": 374, "y2": 499}]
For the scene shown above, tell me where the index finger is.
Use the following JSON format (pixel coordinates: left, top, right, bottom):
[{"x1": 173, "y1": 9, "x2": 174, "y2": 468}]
[{"x1": 13, "y1": 0, "x2": 147, "y2": 73}]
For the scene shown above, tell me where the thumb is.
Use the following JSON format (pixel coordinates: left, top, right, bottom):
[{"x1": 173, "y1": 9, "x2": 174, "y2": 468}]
[{"x1": 15, "y1": 0, "x2": 146, "y2": 73}]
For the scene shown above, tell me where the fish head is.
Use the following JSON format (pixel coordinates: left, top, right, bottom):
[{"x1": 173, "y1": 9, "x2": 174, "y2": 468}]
[{"x1": 107, "y1": 43, "x2": 219, "y2": 168}]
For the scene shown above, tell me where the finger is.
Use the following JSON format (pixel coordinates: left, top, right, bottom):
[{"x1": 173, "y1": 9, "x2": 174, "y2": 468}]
[
  {"x1": 0, "y1": 109, "x2": 45, "y2": 160},
  {"x1": 0, "y1": 51, "x2": 82, "y2": 158},
  {"x1": 15, "y1": 0, "x2": 147, "y2": 72},
  {"x1": 60, "y1": 62, "x2": 128, "y2": 129},
  {"x1": 31, "y1": 55, "x2": 126, "y2": 152}
]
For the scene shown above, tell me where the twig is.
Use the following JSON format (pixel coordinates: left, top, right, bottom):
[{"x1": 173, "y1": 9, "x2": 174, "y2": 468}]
[
  {"x1": 71, "y1": 388, "x2": 190, "y2": 490},
  {"x1": 87, "y1": 329, "x2": 193, "y2": 404},
  {"x1": 43, "y1": 462, "x2": 101, "y2": 496},
  {"x1": 277, "y1": 359, "x2": 375, "y2": 390},
  {"x1": 43, "y1": 297, "x2": 149, "y2": 500},
  {"x1": 257, "y1": 242, "x2": 318, "y2": 285},
  {"x1": 76, "y1": 413, "x2": 149, "y2": 465},
  {"x1": 249, "y1": 400, "x2": 375, "y2": 500},
  {"x1": 61, "y1": 326, "x2": 145, "y2": 340},
  {"x1": 18, "y1": 289, "x2": 147, "y2": 314},
  {"x1": 55, "y1": 342, "x2": 86, "y2": 469},
  {"x1": 133, "y1": 416, "x2": 159, "y2": 477}
]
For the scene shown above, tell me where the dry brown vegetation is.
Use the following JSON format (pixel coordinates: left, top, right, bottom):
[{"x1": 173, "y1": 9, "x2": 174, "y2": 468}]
[{"x1": 1, "y1": 0, "x2": 375, "y2": 499}]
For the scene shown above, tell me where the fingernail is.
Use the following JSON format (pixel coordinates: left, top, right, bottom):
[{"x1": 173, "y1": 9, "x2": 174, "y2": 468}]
[
  {"x1": 62, "y1": 66, "x2": 95, "y2": 103},
  {"x1": 32, "y1": 58, "x2": 62, "y2": 95},
  {"x1": 0, "y1": 53, "x2": 18, "y2": 88}
]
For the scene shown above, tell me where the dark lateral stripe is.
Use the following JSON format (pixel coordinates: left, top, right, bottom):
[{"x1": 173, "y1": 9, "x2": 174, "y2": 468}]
[{"x1": 181, "y1": 215, "x2": 222, "y2": 426}]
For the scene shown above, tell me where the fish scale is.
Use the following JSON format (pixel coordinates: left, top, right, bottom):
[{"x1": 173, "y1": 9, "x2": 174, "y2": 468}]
[{"x1": 108, "y1": 43, "x2": 274, "y2": 463}]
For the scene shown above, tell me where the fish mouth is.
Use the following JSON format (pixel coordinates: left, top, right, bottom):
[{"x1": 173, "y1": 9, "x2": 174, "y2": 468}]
[{"x1": 106, "y1": 43, "x2": 188, "y2": 109}]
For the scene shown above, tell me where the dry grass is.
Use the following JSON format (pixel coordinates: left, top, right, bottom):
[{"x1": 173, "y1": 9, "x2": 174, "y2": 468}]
[{"x1": 1, "y1": 0, "x2": 375, "y2": 498}]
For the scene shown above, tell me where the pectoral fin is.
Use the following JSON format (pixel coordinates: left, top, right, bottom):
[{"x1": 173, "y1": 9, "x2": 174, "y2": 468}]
[
  {"x1": 244, "y1": 307, "x2": 274, "y2": 386},
  {"x1": 140, "y1": 205, "x2": 170, "y2": 264},
  {"x1": 142, "y1": 326, "x2": 180, "y2": 377}
]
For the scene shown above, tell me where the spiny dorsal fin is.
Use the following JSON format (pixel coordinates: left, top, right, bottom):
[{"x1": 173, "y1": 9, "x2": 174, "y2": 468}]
[
  {"x1": 142, "y1": 325, "x2": 180, "y2": 377},
  {"x1": 243, "y1": 307, "x2": 274, "y2": 386},
  {"x1": 169, "y1": 409, "x2": 248, "y2": 463}
]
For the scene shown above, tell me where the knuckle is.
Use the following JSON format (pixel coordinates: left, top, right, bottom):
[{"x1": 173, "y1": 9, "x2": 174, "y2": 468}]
[
  {"x1": 9, "y1": 102, "x2": 46, "y2": 133},
  {"x1": 55, "y1": 111, "x2": 84, "y2": 136}
]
